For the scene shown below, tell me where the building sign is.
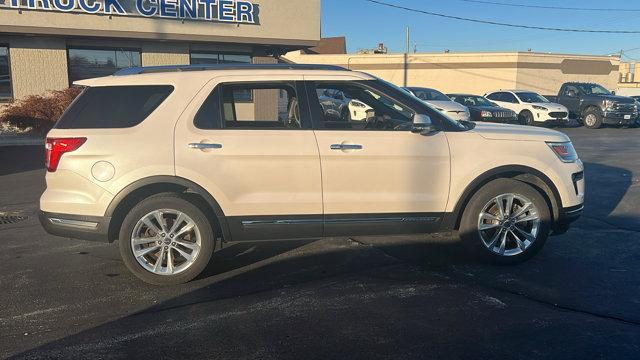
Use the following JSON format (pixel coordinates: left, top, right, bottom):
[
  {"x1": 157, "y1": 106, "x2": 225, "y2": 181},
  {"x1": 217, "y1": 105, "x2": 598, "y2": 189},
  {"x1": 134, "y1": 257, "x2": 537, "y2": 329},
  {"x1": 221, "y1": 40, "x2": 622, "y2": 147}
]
[{"x1": 1, "y1": 0, "x2": 257, "y2": 23}]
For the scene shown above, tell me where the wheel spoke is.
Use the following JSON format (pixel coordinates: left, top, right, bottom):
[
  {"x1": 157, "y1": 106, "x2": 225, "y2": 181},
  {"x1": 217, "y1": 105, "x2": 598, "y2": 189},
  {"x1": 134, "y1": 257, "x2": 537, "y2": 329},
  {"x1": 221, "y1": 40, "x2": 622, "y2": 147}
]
[
  {"x1": 514, "y1": 226, "x2": 536, "y2": 243},
  {"x1": 134, "y1": 245, "x2": 160, "y2": 258},
  {"x1": 174, "y1": 246, "x2": 194, "y2": 262},
  {"x1": 168, "y1": 212, "x2": 186, "y2": 236},
  {"x1": 154, "y1": 247, "x2": 166, "y2": 273},
  {"x1": 498, "y1": 230, "x2": 508, "y2": 255},
  {"x1": 174, "y1": 239, "x2": 199, "y2": 251},
  {"x1": 479, "y1": 222, "x2": 500, "y2": 231},
  {"x1": 515, "y1": 213, "x2": 540, "y2": 224},
  {"x1": 132, "y1": 236, "x2": 160, "y2": 246},
  {"x1": 512, "y1": 202, "x2": 533, "y2": 219},
  {"x1": 485, "y1": 228, "x2": 502, "y2": 250},
  {"x1": 510, "y1": 230, "x2": 527, "y2": 252},
  {"x1": 480, "y1": 212, "x2": 500, "y2": 222},
  {"x1": 142, "y1": 218, "x2": 162, "y2": 234},
  {"x1": 166, "y1": 248, "x2": 174, "y2": 274},
  {"x1": 495, "y1": 196, "x2": 506, "y2": 219},
  {"x1": 173, "y1": 221, "x2": 195, "y2": 239},
  {"x1": 504, "y1": 194, "x2": 514, "y2": 216},
  {"x1": 153, "y1": 211, "x2": 168, "y2": 233}
]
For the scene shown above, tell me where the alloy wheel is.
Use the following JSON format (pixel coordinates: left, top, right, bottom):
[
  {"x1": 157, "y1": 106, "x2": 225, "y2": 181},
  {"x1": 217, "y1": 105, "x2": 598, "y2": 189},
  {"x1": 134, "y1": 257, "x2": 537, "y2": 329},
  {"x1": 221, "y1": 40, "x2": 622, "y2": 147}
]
[
  {"x1": 131, "y1": 209, "x2": 202, "y2": 275},
  {"x1": 477, "y1": 193, "x2": 540, "y2": 256},
  {"x1": 585, "y1": 114, "x2": 597, "y2": 127}
]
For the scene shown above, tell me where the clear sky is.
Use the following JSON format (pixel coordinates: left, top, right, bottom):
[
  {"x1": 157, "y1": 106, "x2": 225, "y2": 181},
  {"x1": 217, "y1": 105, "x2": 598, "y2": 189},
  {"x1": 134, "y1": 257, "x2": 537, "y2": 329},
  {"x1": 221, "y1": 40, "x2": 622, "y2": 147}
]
[{"x1": 321, "y1": 0, "x2": 640, "y2": 59}]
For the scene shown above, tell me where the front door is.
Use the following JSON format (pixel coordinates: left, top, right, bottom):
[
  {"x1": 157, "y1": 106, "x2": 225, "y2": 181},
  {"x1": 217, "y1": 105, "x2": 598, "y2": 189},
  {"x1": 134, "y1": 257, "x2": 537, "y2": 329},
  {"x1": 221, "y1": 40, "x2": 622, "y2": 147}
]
[
  {"x1": 307, "y1": 80, "x2": 451, "y2": 236},
  {"x1": 175, "y1": 76, "x2": 323, "y2": 241}
]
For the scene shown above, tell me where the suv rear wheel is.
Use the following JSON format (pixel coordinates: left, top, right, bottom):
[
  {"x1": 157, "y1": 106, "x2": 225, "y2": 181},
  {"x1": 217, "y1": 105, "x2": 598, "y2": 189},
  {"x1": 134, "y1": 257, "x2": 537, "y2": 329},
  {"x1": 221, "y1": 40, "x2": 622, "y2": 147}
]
[
  {"x1": 460, "y1": 178, "x2": 551, "y2": 264},
  {"x1": 118, "y1": 193, "x2": 215, "y2": 285}
]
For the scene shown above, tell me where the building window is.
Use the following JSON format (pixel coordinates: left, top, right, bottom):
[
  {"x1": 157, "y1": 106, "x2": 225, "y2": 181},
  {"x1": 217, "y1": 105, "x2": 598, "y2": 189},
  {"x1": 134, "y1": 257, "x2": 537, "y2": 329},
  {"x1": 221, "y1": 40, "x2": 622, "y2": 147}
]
[
  {"x1": 190, "y1": 52, "x2": 251, "y2": 65},
  {"x1": 0, "y1": 46, "x2": 12, "y2": 100},
  {"x1": 67, "y1": 47, "x2": 141, "y2": 84},
  {"x1": 190, "y1": 52, "x2": 253, "y2": 101}
]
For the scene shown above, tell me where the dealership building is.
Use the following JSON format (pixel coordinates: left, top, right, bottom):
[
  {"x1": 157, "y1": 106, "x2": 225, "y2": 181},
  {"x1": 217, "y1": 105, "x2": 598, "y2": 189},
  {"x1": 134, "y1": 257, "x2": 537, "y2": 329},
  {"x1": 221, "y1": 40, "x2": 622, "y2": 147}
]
[
  {"x1": 0, "y1": 0, "x2": 320, "y2": 102},
  {"x1": 285, "y1": 50, "x2": 622, "y2": 96}
]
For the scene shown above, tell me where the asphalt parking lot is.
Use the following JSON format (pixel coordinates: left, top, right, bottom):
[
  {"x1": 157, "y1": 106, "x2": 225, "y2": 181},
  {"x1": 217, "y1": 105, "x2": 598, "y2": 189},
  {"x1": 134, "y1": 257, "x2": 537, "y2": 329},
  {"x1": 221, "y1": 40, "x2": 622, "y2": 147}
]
[{"x1": 1, "y1": 126, "x2": 639, "y2": 360}]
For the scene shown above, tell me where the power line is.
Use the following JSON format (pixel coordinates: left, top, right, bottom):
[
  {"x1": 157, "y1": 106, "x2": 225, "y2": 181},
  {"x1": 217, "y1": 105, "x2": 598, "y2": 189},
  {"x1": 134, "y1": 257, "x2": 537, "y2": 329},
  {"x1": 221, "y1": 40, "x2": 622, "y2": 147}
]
[
  {"x1": 455, "y1": 0, "x2": 640, "y2": 12},
  {"x1": 365, "y1": 0, "x2": 640, "y2": 33}
]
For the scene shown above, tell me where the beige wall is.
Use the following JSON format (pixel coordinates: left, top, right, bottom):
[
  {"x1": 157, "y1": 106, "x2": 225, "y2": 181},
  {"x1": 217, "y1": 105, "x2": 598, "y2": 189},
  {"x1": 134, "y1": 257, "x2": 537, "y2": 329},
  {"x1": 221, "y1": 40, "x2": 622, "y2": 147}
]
[
  {"x1": 0, "y1": 36, "x2": 69, "y2": 100},
  {"x1": 285, "y1": 51, "x2": 620, "y2": 96},
  {"x1": 0, "y1": 0, "x2": 320, "y2": 47}
]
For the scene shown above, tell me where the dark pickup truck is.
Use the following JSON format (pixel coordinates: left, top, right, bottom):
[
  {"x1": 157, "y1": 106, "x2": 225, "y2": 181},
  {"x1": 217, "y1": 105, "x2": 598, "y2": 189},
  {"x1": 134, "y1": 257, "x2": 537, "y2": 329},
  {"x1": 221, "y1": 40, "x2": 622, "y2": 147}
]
[{"x1": 549, "y1": 82, "x2": 638, "y2": 129}]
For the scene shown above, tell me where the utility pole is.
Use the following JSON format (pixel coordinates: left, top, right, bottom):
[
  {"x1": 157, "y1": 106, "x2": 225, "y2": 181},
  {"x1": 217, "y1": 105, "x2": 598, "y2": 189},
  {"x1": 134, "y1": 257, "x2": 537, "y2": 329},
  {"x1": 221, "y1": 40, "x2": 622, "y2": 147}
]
[{"x1": 404, "y1": 26, "x2": 410, "y2": 87}]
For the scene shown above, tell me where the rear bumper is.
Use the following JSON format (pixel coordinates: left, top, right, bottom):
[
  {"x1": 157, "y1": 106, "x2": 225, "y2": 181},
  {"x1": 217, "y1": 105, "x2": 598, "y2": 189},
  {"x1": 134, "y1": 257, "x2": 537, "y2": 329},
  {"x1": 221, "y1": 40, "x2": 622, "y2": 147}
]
[{"x1": 39, "y1": 211, "x2": 111, "y2": 242}]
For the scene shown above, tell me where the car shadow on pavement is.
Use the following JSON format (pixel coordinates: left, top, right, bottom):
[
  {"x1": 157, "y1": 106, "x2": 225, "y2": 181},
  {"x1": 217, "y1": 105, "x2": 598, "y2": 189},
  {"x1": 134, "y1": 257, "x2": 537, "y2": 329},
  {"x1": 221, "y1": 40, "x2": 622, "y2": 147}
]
[
  {"x1": 0, "y1": 145, "x2": 44, "y2": 176},
  {"x1": 581, "y1": 162, "x2": 637, "y2": 231},
  {"x1": 8, "y1": 236, "x2": 480, "y2": 359}
]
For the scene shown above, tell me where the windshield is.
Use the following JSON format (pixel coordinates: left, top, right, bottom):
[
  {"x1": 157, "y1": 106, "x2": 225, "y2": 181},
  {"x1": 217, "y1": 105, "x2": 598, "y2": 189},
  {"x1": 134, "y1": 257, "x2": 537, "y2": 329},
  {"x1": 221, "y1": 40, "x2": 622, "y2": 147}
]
[
  {"x1": 449, "y1": 95, "x2": 494, "y2": 107},
  {"x1": 516, "y1": 92, "x2": 549, "y2": 103},
  {"x1": 407, "y1": 88, "x2": 451, "y2": 102},
  {"x1": 577, "y1": 84, "x2": 611, "y2": 95}
]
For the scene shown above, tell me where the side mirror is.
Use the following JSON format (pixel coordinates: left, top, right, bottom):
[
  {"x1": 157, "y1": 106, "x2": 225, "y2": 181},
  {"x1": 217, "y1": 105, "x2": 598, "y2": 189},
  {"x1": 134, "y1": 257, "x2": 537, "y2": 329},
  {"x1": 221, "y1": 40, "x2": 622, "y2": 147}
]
[
  {"x1": 567, "y1": 90, "x2": 577, "y2": 98},
  {"x1": 611, "y1": 90, "x2": 616, "y2": 95},
  {"x1": 412, "y1": 114, "x2": 437, "y2": 135}
]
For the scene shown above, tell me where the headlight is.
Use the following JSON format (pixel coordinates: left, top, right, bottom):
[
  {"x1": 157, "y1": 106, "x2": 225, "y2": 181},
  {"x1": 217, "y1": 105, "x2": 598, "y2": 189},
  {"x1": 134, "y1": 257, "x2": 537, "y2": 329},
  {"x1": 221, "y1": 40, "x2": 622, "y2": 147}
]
[
  {"x1": 604, "y1": 99, "x2": 617, "y2": 110},
  {"x1": 533, "y1": 105, "x2": 548, "y2": 111},
  {"x1": 547, "y1": 142, "x2": 578, "y2": 163},
  {"x1": 480, "y1": 110, "x2": 493, "y2": 118}
]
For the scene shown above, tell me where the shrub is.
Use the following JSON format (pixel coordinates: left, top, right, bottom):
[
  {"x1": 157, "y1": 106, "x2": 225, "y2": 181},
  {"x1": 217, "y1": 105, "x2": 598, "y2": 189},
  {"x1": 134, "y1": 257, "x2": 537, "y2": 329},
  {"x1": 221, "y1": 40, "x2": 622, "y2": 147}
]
[{"x1": 0, "y1": 87, "x2": 83, "y2": 134}]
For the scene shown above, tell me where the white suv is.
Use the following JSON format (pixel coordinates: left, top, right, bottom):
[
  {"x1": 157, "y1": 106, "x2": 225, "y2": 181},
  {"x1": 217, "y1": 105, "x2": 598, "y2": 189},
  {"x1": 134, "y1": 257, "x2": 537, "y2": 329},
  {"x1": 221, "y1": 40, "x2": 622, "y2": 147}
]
[
  {"x1": 40, "y1": 64, "x2": 584, "y2": 285},
  {"x1": 485, "y1": 90, "x2": 569, "y2": 126}
]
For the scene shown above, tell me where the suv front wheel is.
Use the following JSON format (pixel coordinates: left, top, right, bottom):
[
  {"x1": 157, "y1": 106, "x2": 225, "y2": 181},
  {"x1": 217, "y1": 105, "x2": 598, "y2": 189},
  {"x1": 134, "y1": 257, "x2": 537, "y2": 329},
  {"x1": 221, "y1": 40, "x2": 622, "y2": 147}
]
[
  {"x1": 460, "y1": 179, "x2": 551, "y2": 264},
  {"x1": 118, "y1": 193, "x2": 215, "y2": 285}
]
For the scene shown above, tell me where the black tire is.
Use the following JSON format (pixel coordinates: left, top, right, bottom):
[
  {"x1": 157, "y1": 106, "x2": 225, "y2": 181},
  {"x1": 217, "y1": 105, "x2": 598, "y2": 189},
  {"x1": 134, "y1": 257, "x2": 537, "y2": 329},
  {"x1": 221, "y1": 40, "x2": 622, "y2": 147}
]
[
  {"x1": 118, "y1": 193, "x2": 215, "y2": 285},
  {"x1": 459, "y1": 178, "x2": 551, "y2": 265},
  {"x1": 582, "y1": 108, "x2": 603, "y2": 129},
  {"x1": 519, "y1": 110, "x2": 534, "y2": 126}
]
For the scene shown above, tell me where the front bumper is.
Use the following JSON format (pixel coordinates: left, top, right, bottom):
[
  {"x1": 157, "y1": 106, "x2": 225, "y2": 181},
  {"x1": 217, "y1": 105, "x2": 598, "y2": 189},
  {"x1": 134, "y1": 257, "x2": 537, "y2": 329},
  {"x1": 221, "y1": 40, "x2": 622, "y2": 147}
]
[
  {"x1": 602, "y1": 112, "x2": 638, "y2": 124},
  {"x1": 552, "y1": 204, "x2": 583, "y2": 235},
  {"x1": 39, "y1": 211, "x2": 111, "y2": 242}
]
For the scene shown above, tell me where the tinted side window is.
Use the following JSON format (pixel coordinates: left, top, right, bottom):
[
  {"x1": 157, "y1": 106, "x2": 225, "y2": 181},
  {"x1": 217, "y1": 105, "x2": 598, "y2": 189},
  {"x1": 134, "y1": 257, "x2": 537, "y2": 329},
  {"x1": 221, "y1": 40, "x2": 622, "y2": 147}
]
[
  {"x1": 504, "y1": 93, "x2": 518, "y2": 103},
  {"x1": 56, "y1": 85, "x2": 174, "y2": 129},
  {"x1": 313, "y1": 82, "x2": 415, "y2": 131},
  {"x1": 220, "y1": 83, "x2": 301, "y2": 129},
  {"x1": 486, "y1": 92, "x2": 502, "y2": 101}
]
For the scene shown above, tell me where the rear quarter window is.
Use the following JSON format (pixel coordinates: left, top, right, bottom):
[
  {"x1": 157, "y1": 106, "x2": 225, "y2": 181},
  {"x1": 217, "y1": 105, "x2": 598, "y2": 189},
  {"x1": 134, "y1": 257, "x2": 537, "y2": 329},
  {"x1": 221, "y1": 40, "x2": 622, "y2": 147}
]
[{"x1": 56, "y1": 85, "x2": 174, "y2": 129}]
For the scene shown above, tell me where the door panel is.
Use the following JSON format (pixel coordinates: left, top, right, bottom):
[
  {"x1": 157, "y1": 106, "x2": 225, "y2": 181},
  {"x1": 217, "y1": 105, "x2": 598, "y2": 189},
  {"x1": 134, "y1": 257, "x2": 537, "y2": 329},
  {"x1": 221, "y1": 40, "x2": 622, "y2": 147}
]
[
  {"x1": 175, "y1": 77, "x2": 323, "y2": 241},
  {"x1": 308, "y1": 80, "x2": 451, "y2": 236}
]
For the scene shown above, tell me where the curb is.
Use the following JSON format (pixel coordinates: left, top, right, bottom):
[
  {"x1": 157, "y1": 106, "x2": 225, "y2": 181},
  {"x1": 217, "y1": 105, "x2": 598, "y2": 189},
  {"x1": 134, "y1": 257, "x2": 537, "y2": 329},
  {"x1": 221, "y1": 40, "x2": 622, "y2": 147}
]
[{"x1": 0, "y1": 137, "x2": 44, "y2": 147}]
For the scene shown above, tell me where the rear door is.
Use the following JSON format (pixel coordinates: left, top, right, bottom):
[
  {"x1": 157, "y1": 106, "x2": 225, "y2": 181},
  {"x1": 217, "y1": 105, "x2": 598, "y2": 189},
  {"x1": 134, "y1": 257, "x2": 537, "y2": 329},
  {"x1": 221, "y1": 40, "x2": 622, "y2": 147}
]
[
  {"x1": 175, "y1": 75, "x2": 323, "y2": 241},
  {"x1": 305, "y1": 78, "x2": 451, "y2": 236}
]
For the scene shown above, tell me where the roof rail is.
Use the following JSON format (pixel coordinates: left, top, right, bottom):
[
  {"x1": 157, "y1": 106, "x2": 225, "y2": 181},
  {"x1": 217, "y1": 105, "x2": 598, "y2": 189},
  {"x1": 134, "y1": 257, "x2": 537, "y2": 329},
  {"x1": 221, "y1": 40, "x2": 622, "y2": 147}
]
[{"x1": 114, "y1": 63, "x2": 348, "y2": 76}]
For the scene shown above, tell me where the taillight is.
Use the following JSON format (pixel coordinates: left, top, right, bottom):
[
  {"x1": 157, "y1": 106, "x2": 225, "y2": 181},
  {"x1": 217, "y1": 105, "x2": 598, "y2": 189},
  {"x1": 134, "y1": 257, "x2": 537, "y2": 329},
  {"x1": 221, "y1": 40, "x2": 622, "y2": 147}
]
[{"x1": 45, "y1": 137, "x2": 87, "y2": 172}]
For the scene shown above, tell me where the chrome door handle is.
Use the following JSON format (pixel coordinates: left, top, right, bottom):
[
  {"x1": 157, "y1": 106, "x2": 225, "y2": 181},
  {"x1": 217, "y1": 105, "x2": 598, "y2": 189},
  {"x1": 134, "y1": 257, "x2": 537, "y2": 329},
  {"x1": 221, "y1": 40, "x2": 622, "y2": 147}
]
[
  {"x1": 330, "y1": 144, "x2": 363, "y2": 150},
  {"x1": 189, "y1": 143, "x2": 223, "y2": 150}
]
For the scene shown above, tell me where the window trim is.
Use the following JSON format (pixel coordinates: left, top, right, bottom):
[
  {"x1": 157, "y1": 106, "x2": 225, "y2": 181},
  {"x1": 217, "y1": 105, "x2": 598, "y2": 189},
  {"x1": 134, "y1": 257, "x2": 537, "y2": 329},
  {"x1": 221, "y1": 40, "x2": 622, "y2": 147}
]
[
  {"x1": 307, "y1": 80, "x2": 419, "y2": 132},
  {"x1": 66, "y1": 46, "x2": 142, "y2": 86},
  {"x1": 0, "y1": 44, "x2": 13, "y2": 101},
  {"x1": 194, "y1": 81, "x2": 311, "y2": 131}
]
